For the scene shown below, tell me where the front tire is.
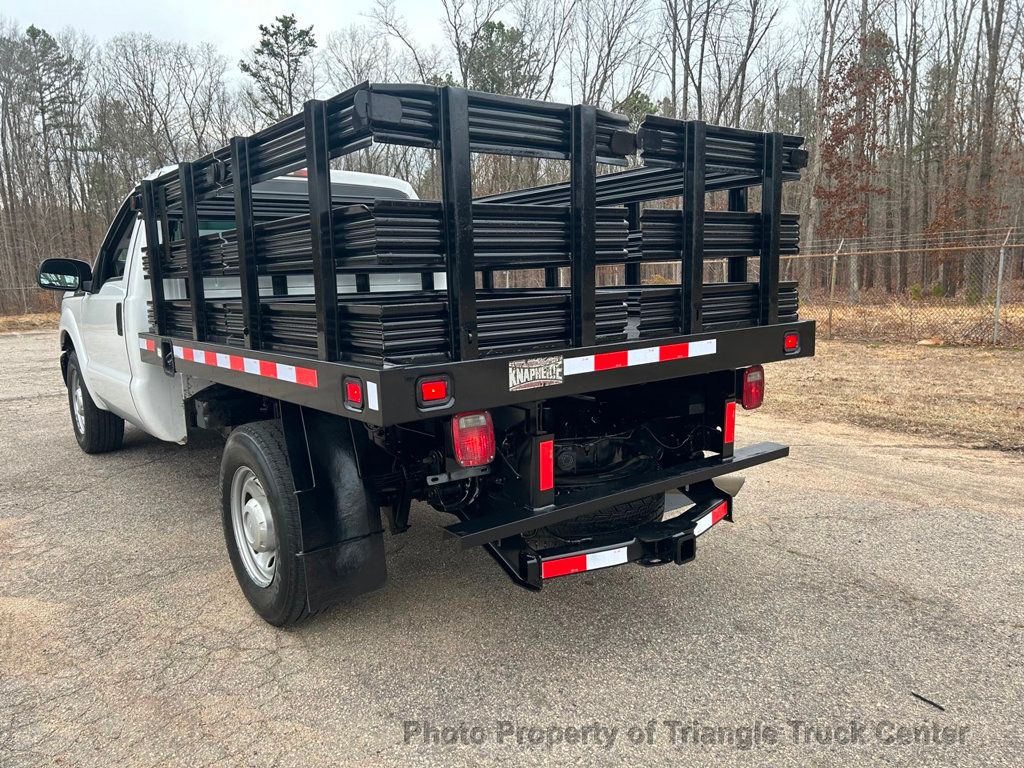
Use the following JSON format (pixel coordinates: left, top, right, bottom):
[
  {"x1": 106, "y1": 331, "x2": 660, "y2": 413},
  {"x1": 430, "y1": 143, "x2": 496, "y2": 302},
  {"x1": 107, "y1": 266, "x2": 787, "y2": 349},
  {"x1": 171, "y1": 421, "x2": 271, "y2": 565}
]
[
  {"x1": 220, "y1": 421, "x2": 309, "y2": 626},
  {"x1": 66, "y1": 351, "x2": 124, "y2": 454}
]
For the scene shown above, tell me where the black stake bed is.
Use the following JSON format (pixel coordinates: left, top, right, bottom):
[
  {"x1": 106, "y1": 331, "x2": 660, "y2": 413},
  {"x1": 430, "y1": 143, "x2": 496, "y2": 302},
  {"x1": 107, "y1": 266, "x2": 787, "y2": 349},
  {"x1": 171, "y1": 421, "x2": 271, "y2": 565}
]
[{"x1": 135, "y1": 81, "x2": 814, "y2": 422}]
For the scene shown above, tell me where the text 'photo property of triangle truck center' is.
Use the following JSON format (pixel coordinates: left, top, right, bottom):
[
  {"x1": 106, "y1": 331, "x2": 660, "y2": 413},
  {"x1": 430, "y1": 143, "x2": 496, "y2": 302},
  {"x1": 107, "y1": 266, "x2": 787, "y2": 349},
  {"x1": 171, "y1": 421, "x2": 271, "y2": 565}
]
[{"x1": 39, "y1": 82, "x2": 812, "y2": 626}]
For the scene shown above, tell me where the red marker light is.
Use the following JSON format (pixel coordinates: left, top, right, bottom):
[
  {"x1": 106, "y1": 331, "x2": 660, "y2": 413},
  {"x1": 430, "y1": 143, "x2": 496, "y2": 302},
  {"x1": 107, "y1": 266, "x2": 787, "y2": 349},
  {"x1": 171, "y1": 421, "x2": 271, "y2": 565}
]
[
  {"x1": 538, "y1": 439, "x2": 554, "y2": 492},
  {"x1": 723, "y1": 401, "x2": 736, "y2": 444},
  {"x1": 784, "y1": 332, "x2": 800, "y2": 352},
  {"x1": 344, "y1": 378, "x2": 364, "y2": 408},
  {"x1": 419, "y1": 378, "x2": 449, "y2": 403}
]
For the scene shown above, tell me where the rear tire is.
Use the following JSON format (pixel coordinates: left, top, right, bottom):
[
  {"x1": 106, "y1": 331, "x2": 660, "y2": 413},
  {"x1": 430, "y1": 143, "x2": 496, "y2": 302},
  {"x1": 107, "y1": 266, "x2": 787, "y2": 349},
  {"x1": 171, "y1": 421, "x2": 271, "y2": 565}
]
[
  {"x1": 66, "y1": 351, "x2": 124, "y2": 454},
  {"x1": 546, "y1": 493, "x2": 665, "y2": 541},
  {"x1": 220, "y1": 421, "x2": 309, "y2": 626}
]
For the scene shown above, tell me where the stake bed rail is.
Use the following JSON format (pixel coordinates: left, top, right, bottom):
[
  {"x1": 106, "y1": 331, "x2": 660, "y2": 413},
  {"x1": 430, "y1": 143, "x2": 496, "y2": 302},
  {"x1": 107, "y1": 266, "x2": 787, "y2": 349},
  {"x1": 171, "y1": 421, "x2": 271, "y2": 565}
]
[{"x1": 135, "y1": 81, "x2": 812, "y2": 388}]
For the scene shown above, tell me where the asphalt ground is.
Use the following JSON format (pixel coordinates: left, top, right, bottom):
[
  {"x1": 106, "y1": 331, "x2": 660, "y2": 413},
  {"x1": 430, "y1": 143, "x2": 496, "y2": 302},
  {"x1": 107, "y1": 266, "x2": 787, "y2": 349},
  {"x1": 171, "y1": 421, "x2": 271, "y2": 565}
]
[{"x1": 0, "y1": 330, "x2": 1021, "y2": 767}]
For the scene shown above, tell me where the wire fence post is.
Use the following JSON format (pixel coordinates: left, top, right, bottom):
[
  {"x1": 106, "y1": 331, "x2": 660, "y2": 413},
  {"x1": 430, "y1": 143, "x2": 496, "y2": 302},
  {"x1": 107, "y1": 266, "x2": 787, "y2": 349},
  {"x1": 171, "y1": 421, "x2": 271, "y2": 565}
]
[
  {"x1": 993, "y1": 226, "x2": 1013, "y2": 345},
  {"x1": 827, "y1": 239, "x2": 843, "y2": 340}
]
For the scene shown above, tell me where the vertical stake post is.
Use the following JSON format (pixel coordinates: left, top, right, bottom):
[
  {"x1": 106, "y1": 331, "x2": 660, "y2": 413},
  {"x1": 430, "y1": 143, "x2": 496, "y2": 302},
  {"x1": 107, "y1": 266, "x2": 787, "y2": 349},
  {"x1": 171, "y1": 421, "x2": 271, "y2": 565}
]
[
  {"x1": 140, "y1": 179, "x2": 166, "y2": 337},
  {"x1": 304, "y1": 99, "x2": 339, "y2": 361},
  {"x1": 681, "y1": 121, "x2": 706, "y2": 334},
  {"x1": 727, "y1": 187, "x2": 748, "y2": 282},
  {"x1": 759, "y1": 132, "x2": 783, "y2": 326},
  {"x1": 230, "y1": 137, "x2": 261, "y2": 349},
  {"x1": 178, "y1": 163, "x2": 206, "y2": 341},
  {"x1": 439, "y1": 87, "x2": 478, "y2": 360},
  {"x1": 570, "y1": 104, "x2": 597, "y2": 347}
]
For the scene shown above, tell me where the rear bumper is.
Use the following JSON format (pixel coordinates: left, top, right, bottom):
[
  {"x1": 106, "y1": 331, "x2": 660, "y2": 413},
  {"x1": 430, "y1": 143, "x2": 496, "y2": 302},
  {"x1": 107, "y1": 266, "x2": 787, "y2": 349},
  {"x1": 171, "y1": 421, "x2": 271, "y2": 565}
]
[
  {"x1": 444, "y1": 440, "x2": 788, "y2": 547},
  {"x1": 482, "y1": 483, "x2": 737, "y2": 590}
]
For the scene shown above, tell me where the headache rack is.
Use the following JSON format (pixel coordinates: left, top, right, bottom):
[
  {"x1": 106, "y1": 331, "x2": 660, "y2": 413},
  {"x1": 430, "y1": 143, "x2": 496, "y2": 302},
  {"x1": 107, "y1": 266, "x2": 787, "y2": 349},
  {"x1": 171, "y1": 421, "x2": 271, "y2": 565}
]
[{"x1": 136, "y1": 82, "x2": 814, "y2": 426}]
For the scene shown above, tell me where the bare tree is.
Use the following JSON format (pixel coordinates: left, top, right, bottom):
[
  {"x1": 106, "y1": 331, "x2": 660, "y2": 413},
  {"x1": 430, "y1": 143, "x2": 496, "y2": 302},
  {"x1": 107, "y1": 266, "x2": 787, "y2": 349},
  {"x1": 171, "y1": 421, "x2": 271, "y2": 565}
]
[
  {"x1": 371, "y1": 0, "x2": 448, "y2": 83},
  {"x1": 568, "y1": 0, "x2": 658, "y2": 106},
  {"x1": 440, "y1": 0, "x2": 507, "y2": 86}
]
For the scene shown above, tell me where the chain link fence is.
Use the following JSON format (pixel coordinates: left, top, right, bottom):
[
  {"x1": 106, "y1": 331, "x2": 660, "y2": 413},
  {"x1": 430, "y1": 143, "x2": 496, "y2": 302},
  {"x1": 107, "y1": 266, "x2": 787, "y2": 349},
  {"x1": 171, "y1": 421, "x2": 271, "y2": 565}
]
[{"x1": 783, "y1": 227, "x2": 1024, "y2": 347}]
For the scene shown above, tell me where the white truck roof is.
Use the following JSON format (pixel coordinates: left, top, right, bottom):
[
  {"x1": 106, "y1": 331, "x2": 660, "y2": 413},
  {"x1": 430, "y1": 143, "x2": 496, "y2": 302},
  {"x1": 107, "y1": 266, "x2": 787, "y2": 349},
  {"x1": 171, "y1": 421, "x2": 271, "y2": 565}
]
[{"x1": 143, "y1": 165, "x2": 417, "y2": 199}]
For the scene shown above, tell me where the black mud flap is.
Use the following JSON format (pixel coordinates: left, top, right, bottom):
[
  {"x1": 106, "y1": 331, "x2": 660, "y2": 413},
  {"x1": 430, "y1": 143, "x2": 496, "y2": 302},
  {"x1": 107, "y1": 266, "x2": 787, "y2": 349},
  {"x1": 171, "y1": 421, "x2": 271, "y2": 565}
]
[{"x1": 280, "y1": 403, "x2": 387, "y2": 613}]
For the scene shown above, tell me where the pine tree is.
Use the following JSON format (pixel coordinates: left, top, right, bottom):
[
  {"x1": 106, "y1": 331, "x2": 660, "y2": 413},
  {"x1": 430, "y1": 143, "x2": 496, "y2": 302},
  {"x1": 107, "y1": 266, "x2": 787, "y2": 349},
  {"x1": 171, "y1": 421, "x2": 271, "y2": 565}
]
[{"x1": 239, "y1": 15, "x2": 317, "y2": 125}]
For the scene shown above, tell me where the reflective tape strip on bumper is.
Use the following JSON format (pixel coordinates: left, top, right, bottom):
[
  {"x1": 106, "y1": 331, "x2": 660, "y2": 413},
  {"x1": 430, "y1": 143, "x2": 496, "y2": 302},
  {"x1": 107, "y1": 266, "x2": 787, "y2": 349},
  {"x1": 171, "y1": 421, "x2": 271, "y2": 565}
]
[
  {"x1": 170, "y1": 344, "x2": 322, "y2": 391},
  {"x1": 693, "y1": 500, "x2": 730, "y2": 536},
  {"x1": 541, "y1": 546, "x2": 629, "y2": 579},
  {"x1": 564, "y1": 338, "x2": 716, "y2": 376}
]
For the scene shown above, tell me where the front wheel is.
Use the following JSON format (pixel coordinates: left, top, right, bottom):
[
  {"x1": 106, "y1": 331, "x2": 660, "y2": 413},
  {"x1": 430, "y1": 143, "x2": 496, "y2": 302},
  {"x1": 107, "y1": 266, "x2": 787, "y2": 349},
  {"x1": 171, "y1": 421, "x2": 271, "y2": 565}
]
[
  {"x1": 220, "y1": 421, "x2": 309, "y2": 626},
  {"x1": 66, "y1": 351, "x2": 124, "y2": 454}
]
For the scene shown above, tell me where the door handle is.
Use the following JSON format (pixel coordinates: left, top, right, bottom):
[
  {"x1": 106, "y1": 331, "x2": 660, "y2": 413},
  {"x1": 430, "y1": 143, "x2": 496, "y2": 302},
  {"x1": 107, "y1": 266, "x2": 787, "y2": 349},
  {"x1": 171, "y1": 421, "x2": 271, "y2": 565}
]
[{"x1": 115, "y1": 303, "x2": 123, "y2": 336}]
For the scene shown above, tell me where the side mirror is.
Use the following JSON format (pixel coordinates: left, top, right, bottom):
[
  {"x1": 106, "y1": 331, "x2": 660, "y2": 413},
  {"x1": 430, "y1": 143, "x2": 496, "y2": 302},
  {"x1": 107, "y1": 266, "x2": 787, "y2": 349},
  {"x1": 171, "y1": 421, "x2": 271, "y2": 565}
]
[{"x1": 37, "y1": 258, "x2": 92, "y2": 292}]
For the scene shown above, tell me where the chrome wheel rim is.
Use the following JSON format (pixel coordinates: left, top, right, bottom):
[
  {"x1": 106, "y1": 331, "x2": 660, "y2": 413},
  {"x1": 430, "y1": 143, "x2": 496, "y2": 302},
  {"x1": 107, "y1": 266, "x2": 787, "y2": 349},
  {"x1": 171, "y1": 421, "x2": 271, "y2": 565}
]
[
  {"x1": 230, "y1": 467, "x2": 277, "y2": 587},
  {"x1": 72, "y1": 373, "x2": 86, "y2": 435}
]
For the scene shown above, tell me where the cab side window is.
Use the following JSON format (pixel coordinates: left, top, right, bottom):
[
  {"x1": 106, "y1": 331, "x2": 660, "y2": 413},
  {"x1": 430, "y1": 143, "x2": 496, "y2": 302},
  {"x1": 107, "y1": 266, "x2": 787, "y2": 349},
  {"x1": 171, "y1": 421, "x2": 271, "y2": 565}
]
[{"x1": 93, "y1": 208, "x2": 135, "y2": 289}]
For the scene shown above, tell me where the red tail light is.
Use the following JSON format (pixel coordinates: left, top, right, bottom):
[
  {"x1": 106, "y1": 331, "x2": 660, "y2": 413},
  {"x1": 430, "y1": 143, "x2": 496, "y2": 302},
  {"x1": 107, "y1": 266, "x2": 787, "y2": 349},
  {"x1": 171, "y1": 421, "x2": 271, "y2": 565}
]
[
  {"x1": 451, "y1": 411, "x2": 495, "y2": 468},
  {"x1": 741, "y1": 365, "x2": 764, "y2": 410}
]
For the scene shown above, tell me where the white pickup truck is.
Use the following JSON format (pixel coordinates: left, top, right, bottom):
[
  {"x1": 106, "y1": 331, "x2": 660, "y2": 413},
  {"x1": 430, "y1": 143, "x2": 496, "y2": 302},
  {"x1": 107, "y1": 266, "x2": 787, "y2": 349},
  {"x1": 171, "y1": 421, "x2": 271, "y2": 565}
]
[
  {"x1": 36, "y1": 84, "x2": 807, "y2": 627},
  {"x1": 42, "y1": 169, "x2": 416, "y2": 453}
]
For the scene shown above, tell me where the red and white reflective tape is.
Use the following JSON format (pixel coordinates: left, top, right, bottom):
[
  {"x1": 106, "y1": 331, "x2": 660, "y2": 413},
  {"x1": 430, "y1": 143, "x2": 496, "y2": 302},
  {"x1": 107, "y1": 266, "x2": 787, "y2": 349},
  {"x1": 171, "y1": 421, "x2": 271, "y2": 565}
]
[
  {"x1": 541, "y1": 546, "x2": 628, "y2": 579},
  {"x1": 137, "y1": 337, "x2": 156, "y2": 353},
  {"x1": 693, "y1": 500, "x2": 729, "y2": 536},
  {"x1": 171, "y1": 343, "x2": 320, "y2": 389},
  {"x1": 564, "y1": 338, "x2": 716, "y2": 376}
]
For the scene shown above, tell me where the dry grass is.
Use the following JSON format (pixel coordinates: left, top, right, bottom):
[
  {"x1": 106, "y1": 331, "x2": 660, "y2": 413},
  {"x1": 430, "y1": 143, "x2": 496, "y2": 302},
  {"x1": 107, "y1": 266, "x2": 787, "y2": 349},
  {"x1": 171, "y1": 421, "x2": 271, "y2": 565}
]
[
  {"x1": 0, "y1": 313, "x2": 59, "y2": 333},
  {"x1": 763, "y1": 339, "x2": 1024, "y2": 452}
]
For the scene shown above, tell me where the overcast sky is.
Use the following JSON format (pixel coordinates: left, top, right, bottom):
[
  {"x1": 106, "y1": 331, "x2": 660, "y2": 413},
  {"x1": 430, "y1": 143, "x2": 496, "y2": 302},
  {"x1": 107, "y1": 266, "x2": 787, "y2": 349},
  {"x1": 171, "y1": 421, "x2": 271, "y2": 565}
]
[{"x1": 3, "y1": 0, "x2": 446, "y2": 58}]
